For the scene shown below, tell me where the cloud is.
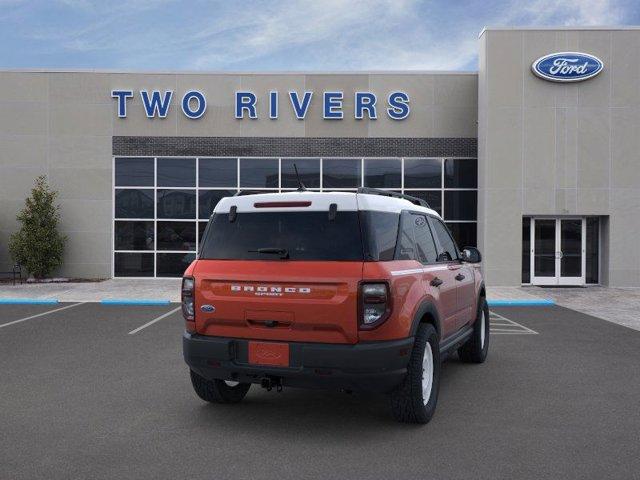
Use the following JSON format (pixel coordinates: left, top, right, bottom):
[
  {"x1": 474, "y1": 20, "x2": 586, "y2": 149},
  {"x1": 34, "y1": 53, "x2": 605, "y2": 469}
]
[{"x1": 1, "y1": 0, "x2": 633, "y2": 71}]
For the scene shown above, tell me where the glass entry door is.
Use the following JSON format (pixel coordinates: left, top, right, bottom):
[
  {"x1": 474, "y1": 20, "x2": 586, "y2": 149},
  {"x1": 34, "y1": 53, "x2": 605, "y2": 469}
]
[{"x1": 531, "y1": 218, "x2": 586, "y2": 286}]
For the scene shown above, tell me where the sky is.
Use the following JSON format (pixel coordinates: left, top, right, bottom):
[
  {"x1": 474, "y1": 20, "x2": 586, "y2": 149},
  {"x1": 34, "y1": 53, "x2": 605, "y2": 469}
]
[{"x1": 0, "y1": 0, "x2": 638, "y2": 71}]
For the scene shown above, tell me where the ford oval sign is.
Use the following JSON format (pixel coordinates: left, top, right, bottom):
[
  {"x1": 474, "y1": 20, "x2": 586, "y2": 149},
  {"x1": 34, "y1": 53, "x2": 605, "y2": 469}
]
[{"x1": 531, "y1": 52, "x2": 603, "y2": 83}]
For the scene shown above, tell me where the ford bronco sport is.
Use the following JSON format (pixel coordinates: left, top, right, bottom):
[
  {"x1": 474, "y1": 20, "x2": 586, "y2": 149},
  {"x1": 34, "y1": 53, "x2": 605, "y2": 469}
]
[{"x1": 182, "y1": 188, "x2": 488, "y2": 424}]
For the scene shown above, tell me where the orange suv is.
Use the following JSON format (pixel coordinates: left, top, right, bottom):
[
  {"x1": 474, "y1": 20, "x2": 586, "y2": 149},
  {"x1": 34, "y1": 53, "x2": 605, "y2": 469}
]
[{"x1": 182, "y1": 188, "x2": 489, "y2": 424}]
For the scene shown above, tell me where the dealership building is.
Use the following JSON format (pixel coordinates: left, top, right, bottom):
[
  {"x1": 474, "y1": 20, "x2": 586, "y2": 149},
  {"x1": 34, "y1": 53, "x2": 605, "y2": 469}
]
[{"x1": 1, "y1": 26, "x2": 639, "y2": 286}]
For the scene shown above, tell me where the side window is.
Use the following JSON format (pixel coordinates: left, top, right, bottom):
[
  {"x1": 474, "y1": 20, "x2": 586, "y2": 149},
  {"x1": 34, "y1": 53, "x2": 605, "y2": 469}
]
[
  {"x1": 412, "y1": 214, "x2": 438, "y2": 264},
  {"x1": 431, "y1": 218, "x2": 460, "y2": 262},
  {"x1": 394, "y1": 212, "x2": 416, "y2": 260}
]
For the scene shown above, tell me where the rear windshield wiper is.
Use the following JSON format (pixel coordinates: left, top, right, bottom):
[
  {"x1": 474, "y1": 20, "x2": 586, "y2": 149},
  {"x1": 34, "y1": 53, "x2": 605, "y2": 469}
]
[{"x1": 248, "y1": 247, "x2": 290, "y2": 259}]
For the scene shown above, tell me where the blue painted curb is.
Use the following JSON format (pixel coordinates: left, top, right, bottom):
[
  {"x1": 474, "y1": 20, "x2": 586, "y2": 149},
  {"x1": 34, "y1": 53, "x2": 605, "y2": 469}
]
[
  {"x1": 0, "y1": 298, "x2": 59, "y2": 305},
  {"x1": 488, "y1": 299, "x2": 555, "y2": 307},
  {"x1": 100, "y1": 299, "x2": 172, "y2": 306}
]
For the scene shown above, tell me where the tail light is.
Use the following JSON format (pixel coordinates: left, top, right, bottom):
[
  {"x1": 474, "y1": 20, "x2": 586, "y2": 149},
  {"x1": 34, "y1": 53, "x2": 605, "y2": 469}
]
[
  {"x1": 182, "y1": 276, "x2": 195, "y2": 321},
  {"x1": 359, "y1": 282, "x2": 391, "y2": 329}
]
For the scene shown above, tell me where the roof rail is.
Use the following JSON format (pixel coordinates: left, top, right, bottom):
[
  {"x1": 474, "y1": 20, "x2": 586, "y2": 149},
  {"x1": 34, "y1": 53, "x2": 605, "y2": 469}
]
[
  {"x1": 356, "y1": 187, "x2": 431, "y2": 209},
  {"x1": 233, "y1": 190, "x2": 266, "y2": 197}
]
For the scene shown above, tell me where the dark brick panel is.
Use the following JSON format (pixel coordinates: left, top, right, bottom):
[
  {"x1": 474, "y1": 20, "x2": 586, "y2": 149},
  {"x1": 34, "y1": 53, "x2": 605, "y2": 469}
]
[{"x1": 113, "y1": 136, "x2": 477, "y2": 158}]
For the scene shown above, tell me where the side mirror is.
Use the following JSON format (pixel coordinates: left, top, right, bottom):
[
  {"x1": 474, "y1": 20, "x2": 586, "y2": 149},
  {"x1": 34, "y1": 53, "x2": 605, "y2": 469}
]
[{"x1": 461, "y1": 246, "x2": 482, "y2": 263}]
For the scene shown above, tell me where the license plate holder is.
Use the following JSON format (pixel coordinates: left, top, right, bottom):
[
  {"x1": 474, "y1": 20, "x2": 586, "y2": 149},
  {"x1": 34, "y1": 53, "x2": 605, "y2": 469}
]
[{"x1": 248, "y1": 341, "x2": 290, "y2": 367}]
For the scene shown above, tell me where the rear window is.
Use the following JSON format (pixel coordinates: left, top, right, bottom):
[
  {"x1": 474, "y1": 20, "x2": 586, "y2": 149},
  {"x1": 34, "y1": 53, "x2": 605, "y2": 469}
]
[{"x1": 200, "y1": 211, "x2": 363, "y2": 261}]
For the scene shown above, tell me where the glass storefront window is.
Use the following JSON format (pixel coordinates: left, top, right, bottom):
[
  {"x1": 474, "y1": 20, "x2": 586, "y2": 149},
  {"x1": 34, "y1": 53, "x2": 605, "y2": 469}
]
[
  {"x1": 115, "y1": 158, "x2": 154, "y2": 186},
  {"x1": 115, "y1": 189, "x2": 154, "y2": 219},
  {"x1": 199, "y1": 158, "x2": 237, "y2": 187},
  {"x1": 113, "y1": 156, "x2": 478, "y2": 277},
  {"x1": 199, "y1": 190, "x2": 236, "y2": 219},
  {"x1": 444, "y1": 191, "x2": 477, "y2": 221},
  {"x1": 157, "y1": 189, "x2": 196, "y2": 219},
  {"x1": 404, "y1": 158, "x2": 441, "y2": 188},
  {"x1": 156, "y1": 221, "x2": 197, "y2": 251},
  {"x1": 444, "y1": 158, "x2": 477, "y2": 188},
  {"x1": 114, "y1": 221, "x2": 154, "y2": 250},
  {"x1": 323, "y1": 159, "x2": 361, "y2": 188},
  {"x1": 364, "y1": 158, "x2": 401, "y2": 188},
  {"x1": 281, "y1": 158, "x2": 320, "y2": 188},
  {"x1": 240, "y1": 158, "x2": 278, "y2": 188},
  {"x1": 522, "y1": 217, "x2": 531, "y2": 283},
  {"x1": 446, "y1": 222, "x2": 477, "y2": 248},
  {"x1": 586, "y1": 217, "x2": 599, "y2": 284},
  {"x1": 157, "y1": 158, "x2": 196, "y2": 187}
]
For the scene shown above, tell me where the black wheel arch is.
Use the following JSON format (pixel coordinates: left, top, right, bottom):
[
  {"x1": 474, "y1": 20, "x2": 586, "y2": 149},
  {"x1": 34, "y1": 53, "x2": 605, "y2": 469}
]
[{"x1": 409, "y1": 301, "x2": 442, "y2": 339}]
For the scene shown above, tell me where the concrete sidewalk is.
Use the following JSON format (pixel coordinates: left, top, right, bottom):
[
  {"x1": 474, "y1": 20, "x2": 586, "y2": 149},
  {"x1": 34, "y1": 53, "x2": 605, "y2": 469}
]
[{"x1": 0, "y1": 279, "x2": 182, "y2": 303}]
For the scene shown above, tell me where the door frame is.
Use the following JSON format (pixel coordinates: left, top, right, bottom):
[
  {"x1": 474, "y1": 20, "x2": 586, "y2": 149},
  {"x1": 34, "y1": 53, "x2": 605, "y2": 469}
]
[{"x1": 530, "y1": 217, "x2": 586, "y2": 286}]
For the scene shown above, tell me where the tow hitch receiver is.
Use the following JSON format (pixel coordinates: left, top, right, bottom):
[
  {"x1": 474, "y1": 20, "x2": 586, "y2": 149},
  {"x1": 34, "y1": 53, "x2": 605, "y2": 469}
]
[{"x1": 260, "y1": 376, "x2": 283, "y2": 392}]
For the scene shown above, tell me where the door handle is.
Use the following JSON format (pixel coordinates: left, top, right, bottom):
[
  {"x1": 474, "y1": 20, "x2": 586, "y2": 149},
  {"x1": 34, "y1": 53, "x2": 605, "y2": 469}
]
[
  {"x1": 455, "y1": 273, "x2": 465, "y2": 281},
  {"x1": 430, "y1": 277, "x2": 443, "y2": 287}
]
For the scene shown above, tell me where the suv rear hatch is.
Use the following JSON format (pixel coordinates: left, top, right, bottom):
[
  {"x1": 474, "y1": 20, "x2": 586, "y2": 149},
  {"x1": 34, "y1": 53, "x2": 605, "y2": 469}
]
[{"x1": 193, "y1": 193, "x2": 363, "y2": 344}]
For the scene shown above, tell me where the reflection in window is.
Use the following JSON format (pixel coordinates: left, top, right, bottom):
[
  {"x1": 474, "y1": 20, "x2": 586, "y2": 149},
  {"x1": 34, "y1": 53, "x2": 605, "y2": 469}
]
[
  {"x1": 115, "y1": 189, "x2": 154, "y2": 218},
  {"x1": 115, "y1": 221, "x2": 154, "y2": 250},
  {"x1": 114, "y1": 252, "x2": 154, "y2": 277},
  {"x1": 115, "y1": 158, "x2": 154, "y2": 186},
  {"x1": 157, "y1": 189, "x2": 196, "y2": 219},
  {"x1": 364, "y1": 159, "x2": 401, "y2": 188},
  {"x1": 404, "y1": 158, "x2": 441, "y2": 188},
  {"x1": 199, "y1": 190, "x2": 235, "y2": 219},
  {"x1": 240, "y1": 158, "x2": 278, "y2": 188},
  {"x1": 157, "y1": 158, "x2": 196, "y2": 187},
  {"x1": 323, "y1": 159, "x2": 361, "y2": 188},
  {"x1": 444, "y1": 159, "x2": 477, "y2": 188},
  {"x1": 281, "y1": 158, "x2": 320, "y2": 188},
  {"x1": 447, "y1": 222, "x2": 477, "y2": 249},
  {"x1": 156, "y1": 252, "x2": 196, "y2": 277},
  {"x1": 199, "y1": 158, "x2": 237, "y2": 187},
  {"x1": 444, "y1": 191, "x2": 477, "y2": 221},
  {"x1": 156, "y1": 221, "x2": 196, "y2": 250}
]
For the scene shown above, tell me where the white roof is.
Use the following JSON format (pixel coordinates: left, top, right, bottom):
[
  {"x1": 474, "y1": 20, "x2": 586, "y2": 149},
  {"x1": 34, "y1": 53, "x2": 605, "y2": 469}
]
[{"x1": 214, "y1": 191, "x2": 440, "y2": 217}]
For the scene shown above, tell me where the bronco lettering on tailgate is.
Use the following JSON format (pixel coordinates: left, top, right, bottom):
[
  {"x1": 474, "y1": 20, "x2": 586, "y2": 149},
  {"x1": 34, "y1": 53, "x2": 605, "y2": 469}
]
[{"x1": 231, "y1": 285, "x2": 311, "y2": 296}]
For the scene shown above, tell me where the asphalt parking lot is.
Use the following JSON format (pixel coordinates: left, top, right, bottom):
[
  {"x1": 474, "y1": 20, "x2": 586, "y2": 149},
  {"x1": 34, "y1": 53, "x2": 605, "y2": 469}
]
[{"x1": 1, "y1": 303, "x2": 639, "y2": 480}]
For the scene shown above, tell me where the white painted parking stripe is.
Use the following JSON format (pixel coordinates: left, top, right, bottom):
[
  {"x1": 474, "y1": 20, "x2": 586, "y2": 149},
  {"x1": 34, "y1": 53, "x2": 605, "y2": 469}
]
[
  {"x1": 0, "y1": 302, "x2": 83, "y2": 329},
  {"x1": 128, "y1": 306, "x2": 181, "y2": 335},
  {"x1": 489, "y1": 311, "x2": 539, "y2": 335}
]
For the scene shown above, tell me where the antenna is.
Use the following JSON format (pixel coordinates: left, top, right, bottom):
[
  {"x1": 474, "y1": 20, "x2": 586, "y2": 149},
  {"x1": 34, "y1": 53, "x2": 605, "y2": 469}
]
[{"x1": 293, "y1": 163, "x2": 307, "y2": 191}]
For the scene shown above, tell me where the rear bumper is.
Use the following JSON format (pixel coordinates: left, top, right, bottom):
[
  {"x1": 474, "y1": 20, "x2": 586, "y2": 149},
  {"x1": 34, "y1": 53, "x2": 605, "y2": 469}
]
[{"x1": 183, "y1": 332, "x2": 414, "y2": 393}]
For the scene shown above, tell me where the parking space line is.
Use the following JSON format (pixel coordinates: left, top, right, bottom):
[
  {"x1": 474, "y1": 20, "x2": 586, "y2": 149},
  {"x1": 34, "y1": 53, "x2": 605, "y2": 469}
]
[
  {"x1": 489, "y1": 311, "x2": 539, "y2": 335},
  {"x1": 128, "y1": 306, "x2": 182, "y2": 335},
  {"x1": 0, "y1": 302, "x2": 83, "y2": 329}
]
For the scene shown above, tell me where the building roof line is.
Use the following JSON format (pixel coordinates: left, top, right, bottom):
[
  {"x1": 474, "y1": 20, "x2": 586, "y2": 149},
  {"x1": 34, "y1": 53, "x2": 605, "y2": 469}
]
[{"x1": 479, "y1": 25, "x2": 640, "y2": 38}]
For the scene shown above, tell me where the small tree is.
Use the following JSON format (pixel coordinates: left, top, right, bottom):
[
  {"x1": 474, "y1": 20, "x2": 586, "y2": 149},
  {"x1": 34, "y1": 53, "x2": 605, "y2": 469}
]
[{"x1": 9, "y1": 176, "x2": 66, "y2": 279}]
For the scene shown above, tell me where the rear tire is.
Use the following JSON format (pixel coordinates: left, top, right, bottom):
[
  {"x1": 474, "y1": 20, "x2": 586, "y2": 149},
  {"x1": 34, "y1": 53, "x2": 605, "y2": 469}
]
[
  {"x1": 190, "y1": 370, "x2": 251, "y2": 404},
  {"x1": 458, "y1": 297, "x2": 490, "y2": 363},
  {"x1": 390, "y1": 323, "x2": 440, "y2": 424}
]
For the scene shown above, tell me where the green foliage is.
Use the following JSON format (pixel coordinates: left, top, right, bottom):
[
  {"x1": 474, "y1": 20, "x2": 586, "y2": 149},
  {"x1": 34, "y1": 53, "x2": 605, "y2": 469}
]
[{"x1": 9, "y1": 175, "x2": 67, "y2": 279}]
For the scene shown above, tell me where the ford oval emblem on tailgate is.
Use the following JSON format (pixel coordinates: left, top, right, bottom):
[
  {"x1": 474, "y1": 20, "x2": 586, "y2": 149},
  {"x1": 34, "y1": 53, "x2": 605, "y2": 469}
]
[
  {"x1": 200, "y1": 304, "x2": 215, "y2": 312},
  {"x1": 532, "y1": 52, "x2": 603, "y2": 83}
]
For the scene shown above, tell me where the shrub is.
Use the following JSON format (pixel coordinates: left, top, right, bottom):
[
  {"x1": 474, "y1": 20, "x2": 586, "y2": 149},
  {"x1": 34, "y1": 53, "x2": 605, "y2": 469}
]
[{"x1": 9, "y1": 175, "x2": 67, "y2": 279}]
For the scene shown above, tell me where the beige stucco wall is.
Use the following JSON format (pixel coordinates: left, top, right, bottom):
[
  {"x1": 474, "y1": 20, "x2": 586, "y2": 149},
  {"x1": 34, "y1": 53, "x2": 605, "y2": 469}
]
[
  {"x1": 0, "y1": 71, "x2": 477, "y2": 278},
  {"x1": 478, "y1": 28, "x2": 640, "y2": 286}
]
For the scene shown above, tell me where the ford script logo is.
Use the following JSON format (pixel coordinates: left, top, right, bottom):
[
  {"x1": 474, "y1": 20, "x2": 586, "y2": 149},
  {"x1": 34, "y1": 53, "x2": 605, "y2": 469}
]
[
  {"x1": 531, "y1": 52, "x2": 603, "y2": 83},
  {"x1": 200, "y1": 304, "x2": 215, "y2": 313}
]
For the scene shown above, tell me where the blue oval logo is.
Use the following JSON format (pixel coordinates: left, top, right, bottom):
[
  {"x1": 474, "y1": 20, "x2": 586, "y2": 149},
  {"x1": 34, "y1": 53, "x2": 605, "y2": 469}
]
[
  {"x1": 532, "y1": 52, "x2": 603, "y2": 82},
  {"x1": 200, "y1": 304, "x2": 215, "y2": 313}
]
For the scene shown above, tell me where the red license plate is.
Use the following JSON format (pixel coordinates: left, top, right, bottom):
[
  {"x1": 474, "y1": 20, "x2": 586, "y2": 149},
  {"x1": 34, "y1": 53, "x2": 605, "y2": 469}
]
[{"x1": 248, "y1": 341, "x2": 290, "y2": 367}]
